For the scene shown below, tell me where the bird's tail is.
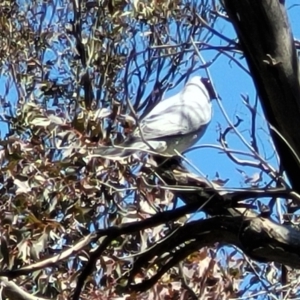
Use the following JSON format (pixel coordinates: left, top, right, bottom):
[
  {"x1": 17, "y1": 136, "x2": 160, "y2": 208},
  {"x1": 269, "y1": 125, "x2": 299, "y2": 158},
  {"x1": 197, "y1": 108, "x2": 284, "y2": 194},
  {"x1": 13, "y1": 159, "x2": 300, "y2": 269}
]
[
  {"x1": 88, "y1": 139, "x2": 168, "y2": 159},
  {"x1": 90, "y1": 145, "x2": 133, "y2": 159}
]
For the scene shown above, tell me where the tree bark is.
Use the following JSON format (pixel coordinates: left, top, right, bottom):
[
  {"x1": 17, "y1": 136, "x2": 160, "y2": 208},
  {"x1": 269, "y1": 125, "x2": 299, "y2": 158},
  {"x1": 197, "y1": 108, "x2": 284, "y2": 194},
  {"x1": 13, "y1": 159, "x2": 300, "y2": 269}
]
[{"x1": 223, "y1": 0, "x2": 300, "y2": 193}]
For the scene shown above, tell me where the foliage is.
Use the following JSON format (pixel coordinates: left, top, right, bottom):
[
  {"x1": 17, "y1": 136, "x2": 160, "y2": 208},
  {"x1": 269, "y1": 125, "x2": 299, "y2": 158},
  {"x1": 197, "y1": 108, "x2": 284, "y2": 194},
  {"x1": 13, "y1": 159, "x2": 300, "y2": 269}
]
[{"x1": 0, "y1": 0, "x2": 299, "y2": 299}]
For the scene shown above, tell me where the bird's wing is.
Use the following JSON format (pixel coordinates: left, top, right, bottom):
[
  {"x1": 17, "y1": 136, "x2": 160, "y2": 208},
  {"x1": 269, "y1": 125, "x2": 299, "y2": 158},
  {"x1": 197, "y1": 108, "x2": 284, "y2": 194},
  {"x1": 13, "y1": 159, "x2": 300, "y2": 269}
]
[
  {"x1": 90, "y1": 77, "x2": 212, "y2": 157},
  {"x1": 136, "y1": 85, "x2": 211, "y2": 140}
]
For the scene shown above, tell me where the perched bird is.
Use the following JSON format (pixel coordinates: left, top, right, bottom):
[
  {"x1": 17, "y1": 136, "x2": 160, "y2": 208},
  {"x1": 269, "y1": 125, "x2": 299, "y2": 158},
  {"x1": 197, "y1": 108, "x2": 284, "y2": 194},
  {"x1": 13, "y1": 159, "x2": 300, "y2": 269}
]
[{"x1": 98, "y1": 76, "x2": 215, "y2": 158}]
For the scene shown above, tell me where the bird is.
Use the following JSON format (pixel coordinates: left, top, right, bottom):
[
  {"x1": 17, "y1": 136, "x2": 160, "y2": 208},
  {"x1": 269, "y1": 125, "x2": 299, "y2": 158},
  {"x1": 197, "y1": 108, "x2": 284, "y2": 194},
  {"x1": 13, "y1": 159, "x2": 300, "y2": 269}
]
[{"x1": 96, "y1": 76, "x2": 215, "y2": 158}]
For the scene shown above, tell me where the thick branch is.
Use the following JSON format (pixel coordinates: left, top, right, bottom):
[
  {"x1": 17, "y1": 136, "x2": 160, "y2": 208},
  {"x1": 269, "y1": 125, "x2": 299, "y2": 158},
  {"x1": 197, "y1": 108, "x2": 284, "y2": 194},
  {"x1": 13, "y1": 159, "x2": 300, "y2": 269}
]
[
  {"x1": 127, "y1": 214, "x2": 300, "y2": 293},
  {"x1": 223, "y1": 0, "x2": 300, "y2": 193}
]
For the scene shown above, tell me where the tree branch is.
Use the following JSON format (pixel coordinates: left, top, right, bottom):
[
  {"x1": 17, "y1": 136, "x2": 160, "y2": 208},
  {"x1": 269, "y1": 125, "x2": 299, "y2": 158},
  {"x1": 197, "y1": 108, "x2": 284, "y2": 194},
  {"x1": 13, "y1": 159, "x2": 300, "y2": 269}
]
[{"x1": 223, "y1": 0, "x2": 300, "y2": 193}]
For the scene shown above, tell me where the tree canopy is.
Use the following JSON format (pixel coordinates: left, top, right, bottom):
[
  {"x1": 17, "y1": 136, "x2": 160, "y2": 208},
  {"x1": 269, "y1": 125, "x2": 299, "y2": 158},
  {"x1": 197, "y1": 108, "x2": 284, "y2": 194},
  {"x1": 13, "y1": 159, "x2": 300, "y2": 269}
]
[{"x1": 0, "y1": 0, "x2": 300, "y2": 299}]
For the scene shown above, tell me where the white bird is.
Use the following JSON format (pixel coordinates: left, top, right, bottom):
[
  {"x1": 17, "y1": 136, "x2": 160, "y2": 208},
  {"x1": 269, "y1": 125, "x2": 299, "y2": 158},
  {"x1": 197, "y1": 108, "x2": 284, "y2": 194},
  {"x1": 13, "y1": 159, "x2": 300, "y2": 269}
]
[{"x1": 98, "y1": 76, "x2": 215, "y2": 157}]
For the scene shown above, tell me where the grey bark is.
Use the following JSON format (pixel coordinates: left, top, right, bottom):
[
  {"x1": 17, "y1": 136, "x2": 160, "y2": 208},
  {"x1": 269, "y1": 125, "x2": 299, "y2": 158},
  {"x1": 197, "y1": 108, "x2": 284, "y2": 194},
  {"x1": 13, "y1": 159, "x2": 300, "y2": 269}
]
[{"x1": 223, "y1": 0, "x2": 300, "y2": 193}]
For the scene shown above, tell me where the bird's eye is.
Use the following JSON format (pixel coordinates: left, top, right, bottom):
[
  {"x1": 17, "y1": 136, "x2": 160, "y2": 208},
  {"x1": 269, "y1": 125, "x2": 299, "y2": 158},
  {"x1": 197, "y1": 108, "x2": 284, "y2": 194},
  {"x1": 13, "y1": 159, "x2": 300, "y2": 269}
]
[{"x1": 201, "y1": 78, "x2": 210, "y2": 85}]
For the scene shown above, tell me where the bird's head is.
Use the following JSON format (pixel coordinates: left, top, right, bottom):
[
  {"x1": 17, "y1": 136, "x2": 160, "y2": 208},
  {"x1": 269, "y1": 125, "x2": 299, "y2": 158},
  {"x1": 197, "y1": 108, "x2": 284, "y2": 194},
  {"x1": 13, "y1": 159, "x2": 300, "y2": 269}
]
[{"x1": 186, "y1": 76, "x2": 217, "y2": 100}]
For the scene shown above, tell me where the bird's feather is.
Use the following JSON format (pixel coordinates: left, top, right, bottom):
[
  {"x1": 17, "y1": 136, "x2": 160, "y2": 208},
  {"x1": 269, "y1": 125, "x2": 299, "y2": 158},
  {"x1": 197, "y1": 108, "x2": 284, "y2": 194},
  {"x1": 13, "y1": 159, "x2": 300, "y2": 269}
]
[
  {"x1": 96, "y1": 76, "x2": 213, "y2": 157},
  {"x1": 131, "y1": 76, "x2": 212, "y2": 144}
]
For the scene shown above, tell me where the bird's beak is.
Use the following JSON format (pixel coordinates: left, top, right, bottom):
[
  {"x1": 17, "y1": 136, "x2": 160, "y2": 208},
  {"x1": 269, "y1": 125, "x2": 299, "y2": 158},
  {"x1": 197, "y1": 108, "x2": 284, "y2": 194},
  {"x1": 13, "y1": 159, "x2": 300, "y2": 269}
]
[{"x1": 201, "y1": 78, "x2": 218, "y2": 100}]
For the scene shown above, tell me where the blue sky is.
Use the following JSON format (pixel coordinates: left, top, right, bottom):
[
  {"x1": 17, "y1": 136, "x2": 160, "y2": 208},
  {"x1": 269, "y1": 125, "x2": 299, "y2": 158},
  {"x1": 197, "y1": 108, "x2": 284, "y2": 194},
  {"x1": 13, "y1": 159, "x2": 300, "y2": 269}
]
[
  {"x1": 0, "y1": 1, "x2": 298, "y2": 225},
  {"x1": 1, "y1": 2, "x2": 299, "y2": 181},
  {"x1": 183, "y1": 0, "x2": 300, "y2": 189},
  {"x1": 0, "y1": 1, "x2": 299, "y2": 298},
  {"x1": 0, "y1": 0, "x2": 299, "y2": 233}
]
